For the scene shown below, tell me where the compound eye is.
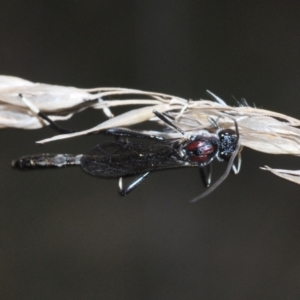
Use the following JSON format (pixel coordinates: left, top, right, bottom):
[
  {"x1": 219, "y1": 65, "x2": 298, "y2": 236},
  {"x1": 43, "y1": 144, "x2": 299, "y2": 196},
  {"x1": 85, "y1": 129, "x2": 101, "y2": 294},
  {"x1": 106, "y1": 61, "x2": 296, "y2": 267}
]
[{"x1": 218, "y1": 129, "x2": 236, "y2": 138}]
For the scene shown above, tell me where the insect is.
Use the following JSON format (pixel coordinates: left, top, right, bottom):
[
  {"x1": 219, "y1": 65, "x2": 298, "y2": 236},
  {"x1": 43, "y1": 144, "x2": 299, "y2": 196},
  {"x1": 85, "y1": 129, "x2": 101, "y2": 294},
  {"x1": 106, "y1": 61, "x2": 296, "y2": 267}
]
[{"x1": 12, "y1": 110, "x2": 241, "y2": 202}]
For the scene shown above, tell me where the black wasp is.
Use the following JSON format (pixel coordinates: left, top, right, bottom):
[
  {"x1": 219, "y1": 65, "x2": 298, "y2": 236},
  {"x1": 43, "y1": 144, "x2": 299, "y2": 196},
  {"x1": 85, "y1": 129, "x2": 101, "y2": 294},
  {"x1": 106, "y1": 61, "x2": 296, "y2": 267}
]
[{"x1": 12, "y1": 110, "x2": 240, "y2": 202}]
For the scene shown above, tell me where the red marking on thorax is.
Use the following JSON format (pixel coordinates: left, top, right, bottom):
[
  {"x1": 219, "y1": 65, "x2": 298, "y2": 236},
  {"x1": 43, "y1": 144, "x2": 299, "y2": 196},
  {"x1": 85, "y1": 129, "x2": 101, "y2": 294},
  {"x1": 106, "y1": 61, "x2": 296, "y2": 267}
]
[{"x1": 186, "y1": 140, "x2": 217, "y2": 155}]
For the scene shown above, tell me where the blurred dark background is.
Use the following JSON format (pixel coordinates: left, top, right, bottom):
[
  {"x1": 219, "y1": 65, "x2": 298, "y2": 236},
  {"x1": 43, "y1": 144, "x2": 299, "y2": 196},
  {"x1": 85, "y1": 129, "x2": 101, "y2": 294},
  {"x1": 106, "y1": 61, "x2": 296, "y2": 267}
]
[{"x1": 1, "y1": 1, "x2": 300, "y2": 299}]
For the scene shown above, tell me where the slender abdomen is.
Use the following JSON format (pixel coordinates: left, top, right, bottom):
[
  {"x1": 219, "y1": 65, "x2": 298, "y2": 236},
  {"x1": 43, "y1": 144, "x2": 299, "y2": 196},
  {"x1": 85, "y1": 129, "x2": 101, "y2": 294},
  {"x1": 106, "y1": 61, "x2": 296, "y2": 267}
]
[{"x1": 12, "y1": 154, "x2": 82, "y2": 169}]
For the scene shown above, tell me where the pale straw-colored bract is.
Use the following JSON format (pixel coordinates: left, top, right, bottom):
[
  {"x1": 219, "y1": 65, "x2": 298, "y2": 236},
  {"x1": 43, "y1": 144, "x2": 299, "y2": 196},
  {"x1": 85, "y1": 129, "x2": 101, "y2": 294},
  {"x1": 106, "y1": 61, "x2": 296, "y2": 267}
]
[{"x1": 1, "y1": 75, "x2": 300, "y2": 185}]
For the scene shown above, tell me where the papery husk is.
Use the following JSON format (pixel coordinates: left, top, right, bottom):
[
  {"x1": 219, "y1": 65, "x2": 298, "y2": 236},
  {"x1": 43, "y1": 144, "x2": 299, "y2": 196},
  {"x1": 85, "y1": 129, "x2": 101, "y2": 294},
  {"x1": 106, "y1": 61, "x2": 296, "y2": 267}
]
[
  {"x1": 2, "y1": 75, "x2": 300, "y2": 185},
  {"x1": 261, "y1": 166, "x2": 300, "y2": 185}
]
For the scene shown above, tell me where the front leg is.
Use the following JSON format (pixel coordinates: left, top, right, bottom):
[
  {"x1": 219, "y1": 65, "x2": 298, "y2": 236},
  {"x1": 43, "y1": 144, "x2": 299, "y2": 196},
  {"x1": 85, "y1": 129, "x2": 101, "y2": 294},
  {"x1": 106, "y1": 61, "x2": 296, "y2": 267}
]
[{"x1": 199, "y1": 164, "x2": 212, "y2": 187}]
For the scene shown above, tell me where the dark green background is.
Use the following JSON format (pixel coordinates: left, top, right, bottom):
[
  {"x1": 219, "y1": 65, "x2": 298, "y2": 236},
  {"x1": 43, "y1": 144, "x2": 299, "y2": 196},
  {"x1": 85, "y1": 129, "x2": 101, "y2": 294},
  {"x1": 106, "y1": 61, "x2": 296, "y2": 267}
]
[{"x1": 1, "y1": 1, "x2": 300, "y2": 299}]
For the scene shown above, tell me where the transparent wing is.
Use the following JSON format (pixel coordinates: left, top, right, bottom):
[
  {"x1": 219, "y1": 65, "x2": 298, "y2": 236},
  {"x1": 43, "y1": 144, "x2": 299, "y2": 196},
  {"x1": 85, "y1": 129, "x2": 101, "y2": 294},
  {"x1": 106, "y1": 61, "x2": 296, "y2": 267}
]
[{"x1": 80, "y1": 140, "x2": 191, "y2": 177}]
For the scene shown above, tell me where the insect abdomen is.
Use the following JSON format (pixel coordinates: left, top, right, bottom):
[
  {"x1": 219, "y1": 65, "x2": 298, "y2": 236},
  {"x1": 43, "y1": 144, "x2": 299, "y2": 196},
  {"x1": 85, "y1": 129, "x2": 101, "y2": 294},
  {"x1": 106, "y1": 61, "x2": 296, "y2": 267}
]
[{"x1": 12, "y1": 154, "x2": 82, "y2": 169}]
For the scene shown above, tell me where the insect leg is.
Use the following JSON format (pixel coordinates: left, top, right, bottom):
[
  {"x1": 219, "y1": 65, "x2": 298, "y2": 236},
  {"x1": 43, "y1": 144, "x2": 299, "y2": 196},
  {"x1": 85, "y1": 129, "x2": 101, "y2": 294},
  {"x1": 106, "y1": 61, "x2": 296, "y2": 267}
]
[
  {"x1": 231, "y1": 145, "x2": 243, "y2": 174},
  {"x1": 153, "y1": 110, "x2": 185, "y2": 135},
  {"x1": 37, "y1": 112, "x2": 76, "y2": 134},
  {"x1": 118, "y1": 172, "x2": 150, "y2": 196},
  {"x1": 230, "y1": 116, "x2": 242, "y2": 174},
  {"x1": 199, "y1": 164, "x2": 212, "y2": 187},
  {"x1": 19, "y1": 94, "x2": 76, "y2": 134},
  {"x1": 208, "y1": 117, "x2": 219, "y2": 129}
]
